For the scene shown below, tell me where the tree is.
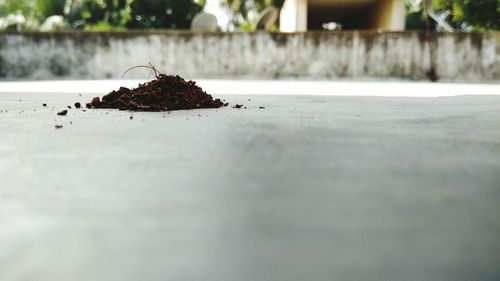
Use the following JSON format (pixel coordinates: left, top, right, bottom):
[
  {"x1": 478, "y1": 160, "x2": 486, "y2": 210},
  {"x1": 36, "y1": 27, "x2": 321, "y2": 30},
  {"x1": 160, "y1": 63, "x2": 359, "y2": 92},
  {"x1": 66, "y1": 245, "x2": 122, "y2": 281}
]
[
  {"x1": 0, "y1": 0, "x2": 209, "y2": 31},
  {"x1": 433, "y1": 0, "x2": 499, "y2": 30},
  {"x1": 405, "y1": 0, "x2": 499, "y2": 31},
  {"x1": 220, "y1": 0, "x2": 284, "y2": 30},
  {"x1": 0, "y1": 0, "x2": 66, "y2": 30},
  {"x1": 127, "y1": 0, "x2": 206, "y2": 29},
  {"x1": 34, "y1": 0, "x2": 66, "y2": 21},
  {"x1": 65, "y1": 0, "x2": 206, "y2": 30},
  {"x1": 64, "y1": 0, "x2": 132, "y2": 29},
  {"x1": 0, "y1": 0, "x2": 33, "y2": 17}
]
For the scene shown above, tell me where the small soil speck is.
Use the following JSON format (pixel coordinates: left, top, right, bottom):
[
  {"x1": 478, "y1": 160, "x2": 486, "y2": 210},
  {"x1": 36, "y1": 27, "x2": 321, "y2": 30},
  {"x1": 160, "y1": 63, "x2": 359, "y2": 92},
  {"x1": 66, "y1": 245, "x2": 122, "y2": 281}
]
[
  {"x1": 55, "y1": 125, "x2": 63, "y2": 129},
  {"x1": 57, "y1": 110, "x2": 68, "y2": 116}
]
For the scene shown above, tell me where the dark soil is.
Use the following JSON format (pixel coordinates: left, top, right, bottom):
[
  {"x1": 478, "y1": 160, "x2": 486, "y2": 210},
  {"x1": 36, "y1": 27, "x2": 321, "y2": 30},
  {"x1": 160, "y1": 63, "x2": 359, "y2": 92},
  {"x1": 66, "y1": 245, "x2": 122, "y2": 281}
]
[
  {"x1": 74, "y1": 102, "x2": 81, "y2": 109},
  {"x1": 57, "y1": 110, "x2": 68, "y2": 116},
  {"x1": 87, "y1": 74, "x2": 227, "y2": 112}
]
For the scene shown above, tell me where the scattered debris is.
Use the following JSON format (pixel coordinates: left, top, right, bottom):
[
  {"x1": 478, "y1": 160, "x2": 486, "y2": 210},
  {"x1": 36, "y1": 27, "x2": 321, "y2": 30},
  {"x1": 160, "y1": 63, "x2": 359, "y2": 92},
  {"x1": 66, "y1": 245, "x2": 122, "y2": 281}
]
[
  {"x1": 233, "y1": 104, "x2": 243, "y2": 109},
  {"x1": 259, "y1": 106, "x2": 265, "y2": 109},
  {"x1": 87, "y1": 66, "x2": 227, "y2": 112},
  {"x1": 57, "y1": 110, "x2": 68, "y2": 116},
  {"x1": 55, "y1": 125, "x2": 63, "y2": 129},
  {"x1": 67, "y1": 106, "x2": 71, "y2": 109},
  {"x1": 42, "y1": 103, "x2": 47, "y2": 107},
  {"x1": 74, "y1": 102, "x2": 81, "y2": 109},
  {"x1": 129, "y1": 116, "x2": 133, "y2": 120}
]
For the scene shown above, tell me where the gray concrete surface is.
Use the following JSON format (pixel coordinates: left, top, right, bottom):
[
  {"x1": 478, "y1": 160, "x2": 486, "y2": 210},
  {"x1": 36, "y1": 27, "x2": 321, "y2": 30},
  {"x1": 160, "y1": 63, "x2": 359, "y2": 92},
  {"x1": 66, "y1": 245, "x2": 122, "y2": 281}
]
[{"x1": 1, "y1": 89, "x2": 500, "y2": 281}]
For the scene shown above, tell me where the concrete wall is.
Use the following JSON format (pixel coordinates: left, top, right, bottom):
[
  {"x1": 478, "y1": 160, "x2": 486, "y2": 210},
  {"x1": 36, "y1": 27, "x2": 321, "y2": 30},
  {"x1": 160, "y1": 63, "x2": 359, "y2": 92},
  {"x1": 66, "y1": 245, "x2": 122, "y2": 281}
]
[{"x1": 0, "y1": 31, "x2": 498, "y2": 81}]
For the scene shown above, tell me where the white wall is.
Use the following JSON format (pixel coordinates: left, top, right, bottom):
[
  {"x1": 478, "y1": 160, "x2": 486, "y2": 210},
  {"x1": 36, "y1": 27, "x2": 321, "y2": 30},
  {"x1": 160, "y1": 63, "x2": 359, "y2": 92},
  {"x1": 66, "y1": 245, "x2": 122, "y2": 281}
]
[
  {"x1": 0, "y1": 31, "x2": 498, "y2": 82},
  {"x1": 280, "y1": 0, "x2": 308, "y2": 32}
]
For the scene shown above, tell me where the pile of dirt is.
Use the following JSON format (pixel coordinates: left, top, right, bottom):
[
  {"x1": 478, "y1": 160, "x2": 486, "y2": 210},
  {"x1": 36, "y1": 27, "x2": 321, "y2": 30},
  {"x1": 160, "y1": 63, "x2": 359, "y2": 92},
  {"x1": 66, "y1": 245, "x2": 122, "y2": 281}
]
[{"x1": 87, "y1": 72, "x2": 227, "y2": 112}]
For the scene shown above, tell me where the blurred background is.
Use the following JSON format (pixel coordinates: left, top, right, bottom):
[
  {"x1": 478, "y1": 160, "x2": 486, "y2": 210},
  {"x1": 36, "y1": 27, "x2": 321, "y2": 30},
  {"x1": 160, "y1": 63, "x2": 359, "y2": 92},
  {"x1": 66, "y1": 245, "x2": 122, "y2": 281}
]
[
  {"x1": 0, "y1": 1, "x2": 498, "y2": 81},
  {"x1": 0, "y1": 0, "x2": 498, "y2": 32}
]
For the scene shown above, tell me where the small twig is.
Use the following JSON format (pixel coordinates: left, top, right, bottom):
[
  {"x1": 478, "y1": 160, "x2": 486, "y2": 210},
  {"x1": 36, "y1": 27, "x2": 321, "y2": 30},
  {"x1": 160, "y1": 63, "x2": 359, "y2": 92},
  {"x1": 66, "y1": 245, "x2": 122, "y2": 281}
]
[{"x1": 121, "y1": 63, "x2": 161, "y2": 78}]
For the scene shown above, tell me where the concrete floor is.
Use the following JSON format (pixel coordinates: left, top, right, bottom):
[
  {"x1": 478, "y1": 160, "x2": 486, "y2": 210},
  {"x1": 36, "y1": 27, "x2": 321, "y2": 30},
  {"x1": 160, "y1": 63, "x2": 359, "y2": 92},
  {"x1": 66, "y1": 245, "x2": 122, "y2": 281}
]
[{"x1": 0, "y1": 81, "x2": 500, "y2": 281}]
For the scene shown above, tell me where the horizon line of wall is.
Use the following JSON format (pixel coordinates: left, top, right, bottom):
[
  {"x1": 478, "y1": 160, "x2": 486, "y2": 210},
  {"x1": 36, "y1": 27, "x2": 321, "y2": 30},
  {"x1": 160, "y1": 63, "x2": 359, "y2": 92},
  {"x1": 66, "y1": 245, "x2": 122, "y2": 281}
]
[{"x1": 0, "y1": 31, "x2": 498, "y2": 82}]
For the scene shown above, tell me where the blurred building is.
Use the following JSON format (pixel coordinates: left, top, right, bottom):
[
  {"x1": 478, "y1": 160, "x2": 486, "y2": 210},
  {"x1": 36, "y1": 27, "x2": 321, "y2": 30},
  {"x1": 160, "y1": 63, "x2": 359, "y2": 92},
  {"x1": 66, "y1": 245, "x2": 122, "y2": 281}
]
[{"x1": 280, "y1": 0, "x2": 406, "y2": 32}]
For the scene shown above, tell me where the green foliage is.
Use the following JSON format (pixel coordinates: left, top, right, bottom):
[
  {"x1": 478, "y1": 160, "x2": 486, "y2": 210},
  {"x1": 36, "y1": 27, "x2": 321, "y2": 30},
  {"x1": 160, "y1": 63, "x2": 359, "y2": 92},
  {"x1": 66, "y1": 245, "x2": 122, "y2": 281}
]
[
  {"x1": 0, "y1": 0, "x2": 207, "y2": 31},
  {"x1": 84, "y1": 20, "x2": 126, "y2": 30},
  {"x1": 405, "y1": 9, "x2": 427, "y2": 30},
  {"x1": 34, "y1": 0, "x2": 66, "y2": 21},
  {"x1": 445, "y1": 0, "x2": 499, "y2": 30},
  {"x1": 220, "y1": 0, "x2": 283, "y2": 29},
  {"x1": 65, "y1": 0, "x2": 133, "y2": 29},
  {"x1": 0, "y1": 0, "x2": 33, "y2": 17},
  {"x1": 127, "y1": 0, "x2": 206, "y2": 29},
  {"x1": 0, "y1": 0, "x2": 65, "y2": 21},
  {"x1": 0, "y1": 0, "x2": 39, "y2": 31},
  {"x1": 405, "y1": 0, "x2": 499, "y2": 31}
]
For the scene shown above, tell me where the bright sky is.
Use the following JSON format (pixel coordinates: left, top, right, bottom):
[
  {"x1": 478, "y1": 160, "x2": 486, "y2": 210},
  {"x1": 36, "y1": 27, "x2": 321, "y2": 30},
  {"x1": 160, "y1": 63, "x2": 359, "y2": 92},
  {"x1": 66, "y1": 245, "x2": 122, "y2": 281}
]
[{"x1": 204, "y1": 0, "x2": 230, "y2": 28}]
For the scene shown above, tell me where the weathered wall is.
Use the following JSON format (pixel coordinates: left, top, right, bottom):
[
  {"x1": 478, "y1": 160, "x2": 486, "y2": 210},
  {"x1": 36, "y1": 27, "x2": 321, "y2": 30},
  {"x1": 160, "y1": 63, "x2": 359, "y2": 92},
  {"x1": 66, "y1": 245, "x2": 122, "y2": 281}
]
[{"x1": 0, "y1": 31, "x2": 498, "y2": 81}]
